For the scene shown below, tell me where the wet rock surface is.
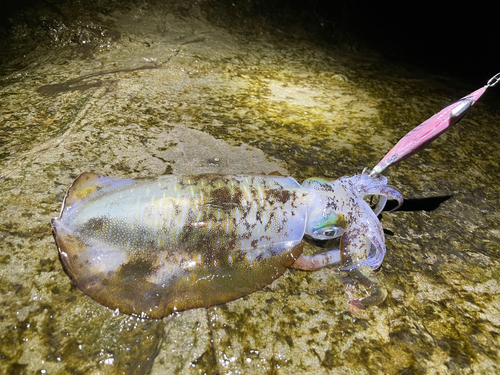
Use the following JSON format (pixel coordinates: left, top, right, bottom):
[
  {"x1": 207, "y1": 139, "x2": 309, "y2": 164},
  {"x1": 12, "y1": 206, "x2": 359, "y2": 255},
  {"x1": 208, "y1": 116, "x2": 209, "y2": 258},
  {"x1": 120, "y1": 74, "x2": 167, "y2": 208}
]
[{"x1": 1, "y1": 1, "x2": 499, "y2": 374}]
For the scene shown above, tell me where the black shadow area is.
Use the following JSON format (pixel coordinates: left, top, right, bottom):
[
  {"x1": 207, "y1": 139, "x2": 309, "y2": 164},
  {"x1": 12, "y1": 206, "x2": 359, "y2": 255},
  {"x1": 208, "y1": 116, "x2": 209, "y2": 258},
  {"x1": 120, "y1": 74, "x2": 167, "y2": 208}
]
[{"x1": 384, "y1": 195, "x2": 452, "y2": 212}]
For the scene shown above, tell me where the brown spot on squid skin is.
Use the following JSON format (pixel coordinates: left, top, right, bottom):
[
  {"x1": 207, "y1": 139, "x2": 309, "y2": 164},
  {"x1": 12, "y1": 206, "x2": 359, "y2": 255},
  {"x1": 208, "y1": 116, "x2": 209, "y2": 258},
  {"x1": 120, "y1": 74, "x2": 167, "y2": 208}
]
[
  {"x1": 212, "y1": 186, "x2": 234, "y2": 205},
  {"x1": 266, "y1": 189, "x2": 292, "y2": 205}
]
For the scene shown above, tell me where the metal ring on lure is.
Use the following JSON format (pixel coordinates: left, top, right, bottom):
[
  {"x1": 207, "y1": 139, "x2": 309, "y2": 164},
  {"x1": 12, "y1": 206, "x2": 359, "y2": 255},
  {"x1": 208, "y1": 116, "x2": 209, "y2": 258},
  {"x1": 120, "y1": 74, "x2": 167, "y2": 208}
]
[{"x1": 51, "y1": 172, "x2": 401, "y2": 318}]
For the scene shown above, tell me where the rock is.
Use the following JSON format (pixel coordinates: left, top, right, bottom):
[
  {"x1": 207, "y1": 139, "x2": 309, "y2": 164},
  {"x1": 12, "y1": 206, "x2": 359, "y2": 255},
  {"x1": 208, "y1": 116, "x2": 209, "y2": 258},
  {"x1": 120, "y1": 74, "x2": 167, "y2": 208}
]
[{"x1": 1, "y1": 1, "x2": 499, "y2": 374}]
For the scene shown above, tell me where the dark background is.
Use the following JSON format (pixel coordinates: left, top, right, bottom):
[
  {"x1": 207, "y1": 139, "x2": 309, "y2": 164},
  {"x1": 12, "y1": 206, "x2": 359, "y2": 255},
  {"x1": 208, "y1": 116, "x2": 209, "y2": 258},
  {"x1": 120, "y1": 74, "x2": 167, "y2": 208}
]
[
  {"x1": 343, "y1": 1, "x2": 498, "y2": 85},
  {"x1": 0, "y1": 0, "x2": 498, "y2": 85}
]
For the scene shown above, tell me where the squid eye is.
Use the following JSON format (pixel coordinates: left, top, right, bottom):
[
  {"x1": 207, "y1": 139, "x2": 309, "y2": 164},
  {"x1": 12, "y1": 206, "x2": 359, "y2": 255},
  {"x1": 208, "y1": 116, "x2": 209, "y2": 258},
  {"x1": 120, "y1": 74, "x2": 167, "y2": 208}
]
[{"x1": 312, "y1": 225, "x2": 344, "y2": 240}]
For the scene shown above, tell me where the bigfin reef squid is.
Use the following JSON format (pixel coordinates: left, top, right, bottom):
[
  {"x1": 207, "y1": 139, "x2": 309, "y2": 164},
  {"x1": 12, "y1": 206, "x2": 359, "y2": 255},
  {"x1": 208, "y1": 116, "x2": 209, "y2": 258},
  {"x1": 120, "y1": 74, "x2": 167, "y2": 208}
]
[{"x1": 52, "y1": 73, "x2": 499, "y2": 318}]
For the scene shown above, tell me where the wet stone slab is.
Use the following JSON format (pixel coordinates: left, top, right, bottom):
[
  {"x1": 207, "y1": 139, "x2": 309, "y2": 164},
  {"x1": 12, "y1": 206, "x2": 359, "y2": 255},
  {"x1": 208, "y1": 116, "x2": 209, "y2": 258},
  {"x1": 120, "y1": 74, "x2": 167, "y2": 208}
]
[{"x1": 1, "y1": 1, "x2": 500, "y2": 374}]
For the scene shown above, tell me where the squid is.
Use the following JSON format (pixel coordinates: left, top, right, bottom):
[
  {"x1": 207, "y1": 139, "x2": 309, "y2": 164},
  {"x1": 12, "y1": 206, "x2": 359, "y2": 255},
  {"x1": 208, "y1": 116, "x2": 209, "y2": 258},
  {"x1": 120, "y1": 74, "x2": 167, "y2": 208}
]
[{"x1": 51, "y1": 73, "x2": 499, "y2": 318}]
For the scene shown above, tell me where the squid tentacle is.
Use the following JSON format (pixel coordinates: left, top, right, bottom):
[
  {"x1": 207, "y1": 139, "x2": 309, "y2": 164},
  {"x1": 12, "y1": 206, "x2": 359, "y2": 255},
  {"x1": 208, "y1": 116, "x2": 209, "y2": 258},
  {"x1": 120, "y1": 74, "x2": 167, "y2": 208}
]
[
  {"x1": 348, "y1": 266, "x2": 388, "y2": 310},
  {"x1": 360, "y1": 185, "x2": 403, "y2": 214},
  {"x1": 290, "y1": 249, "x2": 341, "y2": 270},
  {"x1": 339, "y1": 207, "x2": 385, "y2": 271},
  {"x1": 352, "y1": 175, "x2": 404, "y2": 214}
]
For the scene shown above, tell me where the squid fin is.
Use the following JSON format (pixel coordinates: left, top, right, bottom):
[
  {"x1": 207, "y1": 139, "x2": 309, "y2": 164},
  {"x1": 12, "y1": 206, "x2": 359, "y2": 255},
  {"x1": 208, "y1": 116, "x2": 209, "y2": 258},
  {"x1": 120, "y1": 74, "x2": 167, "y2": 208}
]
[
  {"x1": 64, "y1": 172, "x2": 109, "y2": 206},
  {"x1": 267, "y1": 171, "x2": 286, "y2": 176},
  {"x1": 62, "y1": 172, "x2": 135, "y2": 208}
]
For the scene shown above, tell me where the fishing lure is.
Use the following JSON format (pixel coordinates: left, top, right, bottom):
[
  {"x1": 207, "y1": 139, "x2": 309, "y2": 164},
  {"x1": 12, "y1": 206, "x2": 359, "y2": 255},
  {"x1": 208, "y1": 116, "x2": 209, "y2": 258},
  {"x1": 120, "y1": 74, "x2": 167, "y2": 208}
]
[{"x1": 52, "y1": 73, "x2": 499, "y2": 318}]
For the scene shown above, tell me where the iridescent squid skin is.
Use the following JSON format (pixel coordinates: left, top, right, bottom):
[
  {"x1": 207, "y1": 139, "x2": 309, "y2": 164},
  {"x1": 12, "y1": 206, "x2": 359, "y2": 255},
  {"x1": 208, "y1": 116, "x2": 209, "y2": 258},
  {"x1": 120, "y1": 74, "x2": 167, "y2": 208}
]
[{"x1": 51, "y1": 172, "x2": 401, "y2": 318}]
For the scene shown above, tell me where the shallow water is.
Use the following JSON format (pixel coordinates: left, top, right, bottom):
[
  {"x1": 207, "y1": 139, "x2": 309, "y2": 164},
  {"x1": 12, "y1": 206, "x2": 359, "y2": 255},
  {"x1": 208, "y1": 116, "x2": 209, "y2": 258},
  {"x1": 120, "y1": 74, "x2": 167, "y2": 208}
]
[{"x1": 1, "y1": 1, "x2": 499, "y2": 374}]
